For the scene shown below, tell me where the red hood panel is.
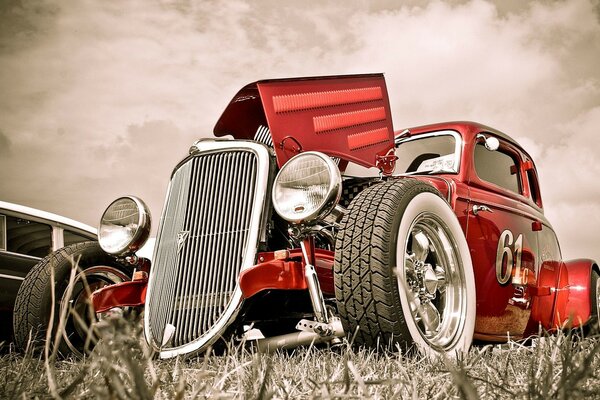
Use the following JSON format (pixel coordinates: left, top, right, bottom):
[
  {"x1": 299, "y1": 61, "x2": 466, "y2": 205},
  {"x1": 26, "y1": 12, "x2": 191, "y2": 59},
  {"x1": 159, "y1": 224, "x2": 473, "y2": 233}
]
[{"x1": 214, "y1": 74, "x2": 395, "y2": 168}]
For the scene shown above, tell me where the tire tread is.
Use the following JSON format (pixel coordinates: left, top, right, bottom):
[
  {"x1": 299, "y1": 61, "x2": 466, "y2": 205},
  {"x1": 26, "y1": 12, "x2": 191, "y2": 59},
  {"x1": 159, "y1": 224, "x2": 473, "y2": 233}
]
[{"x1": 334, "y1": 179, "x2": 441, "y2": 349}]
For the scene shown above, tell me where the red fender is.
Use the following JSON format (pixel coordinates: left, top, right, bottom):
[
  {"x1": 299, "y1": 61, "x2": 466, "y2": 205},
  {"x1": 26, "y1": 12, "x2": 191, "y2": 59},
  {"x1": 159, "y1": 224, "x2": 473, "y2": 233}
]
[
  {"x1": 554, "y1": 258, "x2": 598, "y2": 328},
  {"x1": 92, "y1": 272, "x2": 148, "y2": 313},
  {"x1": 239, "y1": 259, "x2": 307, "y2": 298},
  {"x1": 239, "y1": 249, "x2": 335, "y2": 299}
]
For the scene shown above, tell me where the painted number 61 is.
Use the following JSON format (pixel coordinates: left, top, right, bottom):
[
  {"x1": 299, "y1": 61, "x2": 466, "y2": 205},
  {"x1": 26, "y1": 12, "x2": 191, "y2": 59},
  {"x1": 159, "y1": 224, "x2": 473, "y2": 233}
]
[{"x1": 496, "y1": 230, "x2": 523, "y2": 285}]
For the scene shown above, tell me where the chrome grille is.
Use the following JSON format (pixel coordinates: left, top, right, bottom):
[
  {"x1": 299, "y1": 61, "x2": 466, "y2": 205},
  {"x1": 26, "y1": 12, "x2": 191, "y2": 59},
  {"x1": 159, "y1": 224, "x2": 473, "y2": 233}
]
[
  {"x1": 253, "y1": 125, "x2": 273, "y2": 147},
  {"x1": 145, "y1": 141, "x2": 270, "y2": 357}
]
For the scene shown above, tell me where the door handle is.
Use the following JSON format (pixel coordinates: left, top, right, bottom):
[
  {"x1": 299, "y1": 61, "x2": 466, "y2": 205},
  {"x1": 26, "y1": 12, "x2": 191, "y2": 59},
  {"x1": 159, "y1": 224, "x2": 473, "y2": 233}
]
[{"x1": 472, "y1": 204, "x2": 493, "y2": 215}]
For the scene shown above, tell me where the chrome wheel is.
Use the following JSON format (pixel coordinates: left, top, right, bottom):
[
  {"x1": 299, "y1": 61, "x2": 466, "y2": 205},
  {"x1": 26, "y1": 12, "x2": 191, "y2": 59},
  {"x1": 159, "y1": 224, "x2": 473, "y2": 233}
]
[
  {"x1": 596, "y1": 272, "x2": 600, "y2": 327},
  {"x1": 60, "y1": 266, "x2": 130, "y2": 356},
  {"x1": 401, "y1": 212, "x2": 466, "y2": 350}
]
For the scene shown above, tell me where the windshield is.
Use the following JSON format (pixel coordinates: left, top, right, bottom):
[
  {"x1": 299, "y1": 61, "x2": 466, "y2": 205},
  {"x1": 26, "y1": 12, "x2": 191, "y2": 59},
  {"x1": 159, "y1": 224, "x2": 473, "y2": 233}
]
[{"x1": 394, "y1": 131, "x2": 460, "y2": 175}]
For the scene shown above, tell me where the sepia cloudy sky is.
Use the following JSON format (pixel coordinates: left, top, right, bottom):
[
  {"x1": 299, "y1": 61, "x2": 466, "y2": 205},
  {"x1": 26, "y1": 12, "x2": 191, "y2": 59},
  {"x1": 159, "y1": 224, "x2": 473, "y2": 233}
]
[{"x1": 1, "y1": 0, "x2": 599, "y2": 261}]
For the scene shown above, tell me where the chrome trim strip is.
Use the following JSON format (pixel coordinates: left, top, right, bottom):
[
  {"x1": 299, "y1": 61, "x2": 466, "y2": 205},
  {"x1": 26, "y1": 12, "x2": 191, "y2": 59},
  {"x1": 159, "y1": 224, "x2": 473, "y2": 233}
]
[
  {"x1": 0, "y1": 273, "x2": 25, "y2": 281},
  {"x1": 0, "y1": 215, "x2": 6, "y2": 251},
  {"x1": 0, "y1": 250, "x2": 42, "y2": 261},
  {"x1": 144, "y1": 140, "x2": 271, "y2": 358}
]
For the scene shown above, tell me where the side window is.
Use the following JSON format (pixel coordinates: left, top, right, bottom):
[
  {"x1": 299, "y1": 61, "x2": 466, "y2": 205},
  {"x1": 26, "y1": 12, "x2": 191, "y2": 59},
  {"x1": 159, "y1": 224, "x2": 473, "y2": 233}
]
[
  {"x1": 395, "y1": 134, "x2": 458, "y2": 174},
  {"x1": 64, "y1": 230, "x2": 93, "y2": 246},
  {"x1": 474, "y1": 143, "x2": 521, "y2": 194},
  {"x1": 5, "y1": 215, "x2": 53, "y2": 258}
]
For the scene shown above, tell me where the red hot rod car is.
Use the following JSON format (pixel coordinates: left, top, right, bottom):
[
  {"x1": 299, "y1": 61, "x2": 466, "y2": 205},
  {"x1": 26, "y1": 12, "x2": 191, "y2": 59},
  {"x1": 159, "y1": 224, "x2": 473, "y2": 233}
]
[{"x1": 13, "y1": 74, "x2": 599, "y2": 358}]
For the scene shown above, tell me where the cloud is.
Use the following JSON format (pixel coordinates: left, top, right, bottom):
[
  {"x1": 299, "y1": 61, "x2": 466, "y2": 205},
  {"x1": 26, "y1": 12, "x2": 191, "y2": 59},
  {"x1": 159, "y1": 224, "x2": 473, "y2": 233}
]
[{"x1": 0, "y1": 0, "x2": 599, "y2": 262}]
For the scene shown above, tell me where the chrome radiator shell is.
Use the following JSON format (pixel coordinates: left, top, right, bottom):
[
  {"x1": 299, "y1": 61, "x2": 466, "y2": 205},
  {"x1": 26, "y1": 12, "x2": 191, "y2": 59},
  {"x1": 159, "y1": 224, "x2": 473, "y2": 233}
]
[{"x1": 144, "y1": 140, "x2": 271, "y2": 358}]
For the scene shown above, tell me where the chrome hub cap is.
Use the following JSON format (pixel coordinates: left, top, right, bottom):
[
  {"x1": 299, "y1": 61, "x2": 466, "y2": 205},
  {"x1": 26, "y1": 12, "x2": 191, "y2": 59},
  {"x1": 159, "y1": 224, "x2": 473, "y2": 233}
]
[
  {"x1": 402, "y1": 213, "x2": 466, "y2": 349},
  {"x1": 423, "y1": 266, "x2": 439, "y2": 295}
]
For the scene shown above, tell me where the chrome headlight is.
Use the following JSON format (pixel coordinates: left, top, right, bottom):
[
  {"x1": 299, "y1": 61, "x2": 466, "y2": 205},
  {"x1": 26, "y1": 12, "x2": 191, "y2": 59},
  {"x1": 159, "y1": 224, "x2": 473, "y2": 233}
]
[
  {"x1": 272, "y1": 152, "x2": 342, "y2": 223},
  {"x1": 98, "y1": 196, "x2": 151, "y2": 255}
]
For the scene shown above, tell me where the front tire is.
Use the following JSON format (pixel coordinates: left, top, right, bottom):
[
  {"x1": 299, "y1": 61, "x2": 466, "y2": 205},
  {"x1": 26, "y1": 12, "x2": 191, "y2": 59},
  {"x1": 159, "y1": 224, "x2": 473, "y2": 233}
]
[
  {"x1": 334, "y1": 180, "x2": 475, "y2": 355},
  {"x1": 13, "y1": 241, "x2": 133, "y2": 356}
]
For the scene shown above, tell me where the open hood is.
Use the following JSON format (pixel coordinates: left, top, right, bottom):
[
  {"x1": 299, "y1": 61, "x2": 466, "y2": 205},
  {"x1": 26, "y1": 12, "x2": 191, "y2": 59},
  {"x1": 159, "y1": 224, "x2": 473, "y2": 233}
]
[{"x1": 214, "y1": 74, "x2": 395, "y2": 170}]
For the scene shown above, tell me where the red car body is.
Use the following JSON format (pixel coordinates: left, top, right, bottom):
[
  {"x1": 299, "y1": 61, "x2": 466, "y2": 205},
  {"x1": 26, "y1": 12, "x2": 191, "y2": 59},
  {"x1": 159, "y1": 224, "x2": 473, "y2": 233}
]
[
  {"x1": 233, "y1": 119, "x2": 596, "y2": 343},
  {"x1": 92, "y1": 73, "x2": 597, "y2": 351}
]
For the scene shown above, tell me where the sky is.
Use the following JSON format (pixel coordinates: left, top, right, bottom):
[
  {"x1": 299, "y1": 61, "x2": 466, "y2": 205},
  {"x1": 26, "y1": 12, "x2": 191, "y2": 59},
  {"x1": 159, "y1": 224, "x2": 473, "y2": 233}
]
[{"x1": 1, "y1": 0, "x2": 599, "y2": 262}]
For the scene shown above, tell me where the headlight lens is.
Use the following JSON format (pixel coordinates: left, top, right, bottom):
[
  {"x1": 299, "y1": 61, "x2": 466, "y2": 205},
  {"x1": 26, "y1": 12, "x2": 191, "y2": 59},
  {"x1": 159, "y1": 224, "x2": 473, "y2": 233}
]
[
  {"x1": 98, "y1": 196, "x2": 151, "y2": 255},
  {"x1": 272, "y1": 152, "x2": 342, "y2": 223}
]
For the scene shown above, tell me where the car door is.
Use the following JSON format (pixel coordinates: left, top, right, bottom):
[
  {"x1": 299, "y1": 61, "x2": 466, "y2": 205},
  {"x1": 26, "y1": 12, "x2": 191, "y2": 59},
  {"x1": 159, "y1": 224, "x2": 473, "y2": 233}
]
[
  {"x1": 465, "y1": 134, "x2": 541, "y2": 341},
  {"x1": 522, "y1": 158, "x2": 562, "y2": 331}
]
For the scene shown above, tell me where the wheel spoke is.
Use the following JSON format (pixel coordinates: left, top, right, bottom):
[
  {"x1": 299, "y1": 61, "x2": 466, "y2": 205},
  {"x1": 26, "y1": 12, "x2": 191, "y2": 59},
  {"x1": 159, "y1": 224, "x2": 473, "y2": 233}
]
[
  {"x1": 411, "y1": 231, "x2": 430, "y2": 263},
  {"x1": 404, "y1": 254, "x2": 417, "y2": 280},
  {"x1": 435, "y1": 265, "x2": 446, "y2": 292},
  {"x1": 420, "y1": 301, "x2": 441, "y2": 335},
  {"x1": 405, "y1": 254, "x2": 415, "y2": 269},
  {"x1": 406, "y1": 290, "x2": 422, "y2": 322}
]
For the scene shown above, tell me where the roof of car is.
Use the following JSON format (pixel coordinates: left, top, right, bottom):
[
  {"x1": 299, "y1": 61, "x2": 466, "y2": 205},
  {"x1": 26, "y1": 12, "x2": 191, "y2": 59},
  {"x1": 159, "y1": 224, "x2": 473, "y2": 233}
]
[
  {"x1": 0, "y1": 201, "x2": 97, "y2": 235},
  {"x1": 398, "y1": 121, "x2": 520, "y2": 147},
  {"x1": 400, "y1": 120, "x2": 538, "y2": 158}
]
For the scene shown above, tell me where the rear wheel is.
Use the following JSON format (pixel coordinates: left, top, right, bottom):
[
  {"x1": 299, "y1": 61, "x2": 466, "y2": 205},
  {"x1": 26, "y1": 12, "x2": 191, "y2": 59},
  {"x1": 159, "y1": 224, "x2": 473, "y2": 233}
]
[
  {"x1": 13, "y1": 241, "x2": 132, "y2": 356},
  {"x1": 589, "y1": 268, "x2": 600, "y2": 332},
  {"x1": 334, "y1": 180, "x2": 475, "y2": 355}
]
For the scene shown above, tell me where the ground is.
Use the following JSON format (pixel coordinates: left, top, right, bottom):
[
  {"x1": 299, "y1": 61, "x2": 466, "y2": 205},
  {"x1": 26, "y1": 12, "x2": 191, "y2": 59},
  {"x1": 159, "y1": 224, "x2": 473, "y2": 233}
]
[{"x1": 1, "y1": 316, "x2": 600, "y2": 399}]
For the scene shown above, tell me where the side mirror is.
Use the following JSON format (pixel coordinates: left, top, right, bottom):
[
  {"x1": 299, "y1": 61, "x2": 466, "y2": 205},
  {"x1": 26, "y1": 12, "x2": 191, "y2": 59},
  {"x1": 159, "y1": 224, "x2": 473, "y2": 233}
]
[{"x1": 476, "y1": 134, "x2": 500, "y2": 151}]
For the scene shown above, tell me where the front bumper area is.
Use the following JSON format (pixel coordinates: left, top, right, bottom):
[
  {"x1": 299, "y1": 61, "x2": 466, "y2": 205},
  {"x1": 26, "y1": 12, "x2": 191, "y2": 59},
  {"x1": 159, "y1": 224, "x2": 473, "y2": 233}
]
[
  {"x1": 239, "y1": 249, "x2": 334, "y2": 299},
  {"x1": 92, "y1": 273, "x2": 148, "y2": 313}
]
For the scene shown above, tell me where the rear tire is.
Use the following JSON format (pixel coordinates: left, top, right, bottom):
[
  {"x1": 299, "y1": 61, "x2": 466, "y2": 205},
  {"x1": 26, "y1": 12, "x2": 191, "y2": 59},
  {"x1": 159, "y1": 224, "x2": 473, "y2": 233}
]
[
  {"x1": 13, "y1": 241, "x2": 133, "y2": 356},
  {"x1": 333, "y1": 180, "x2": 475, "y2": 355},
  {"x1": 589, "y1": 268, "x2": 600, "y2": 332}
]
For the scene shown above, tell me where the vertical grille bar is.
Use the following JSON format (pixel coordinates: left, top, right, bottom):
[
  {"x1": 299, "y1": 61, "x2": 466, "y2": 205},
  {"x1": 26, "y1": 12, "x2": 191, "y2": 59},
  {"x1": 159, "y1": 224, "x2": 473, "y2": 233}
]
[
  {"x1": 145, "y1": 144, "x2": 268, "y2": 355},
  {"x1": 149, "y1": 162, "x2": 192, "y2": 345}
]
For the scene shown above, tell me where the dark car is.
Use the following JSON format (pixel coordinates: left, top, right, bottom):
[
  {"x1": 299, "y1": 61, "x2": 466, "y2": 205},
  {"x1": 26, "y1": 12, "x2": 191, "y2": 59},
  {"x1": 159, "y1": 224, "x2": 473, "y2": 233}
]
[{"x1": 0, "y1": 201, "x2": 96, "y2": 341}]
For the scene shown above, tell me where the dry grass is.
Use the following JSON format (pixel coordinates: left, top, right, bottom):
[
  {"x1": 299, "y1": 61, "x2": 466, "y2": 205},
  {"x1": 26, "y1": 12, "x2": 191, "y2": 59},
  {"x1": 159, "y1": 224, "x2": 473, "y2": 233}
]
[
  {"x1": 1, "y1": 320, "x2": 600, "y2": 399},
  {"x1": 2, "y1": 258, "x2": 600, "y2": 399}
]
